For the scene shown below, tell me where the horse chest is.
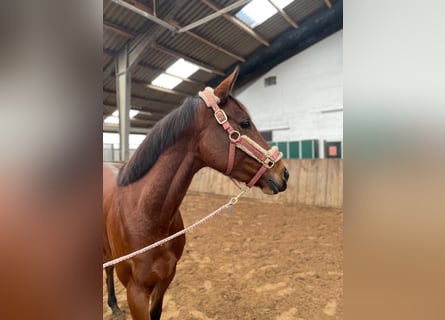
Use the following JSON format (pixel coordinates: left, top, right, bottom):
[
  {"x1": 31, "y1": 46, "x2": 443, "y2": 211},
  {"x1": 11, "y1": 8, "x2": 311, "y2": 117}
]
[
  {"x1": 152, "y1": 248, "x2": 178, "y2": 277},
  {"x1": 128, "y1": 247, "x2": 179, "y2": 286}
]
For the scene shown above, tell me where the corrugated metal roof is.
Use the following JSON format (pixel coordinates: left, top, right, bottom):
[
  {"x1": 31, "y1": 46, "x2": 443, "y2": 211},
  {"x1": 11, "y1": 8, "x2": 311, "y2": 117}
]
[
  {"x1": 286, "y1": 0, "x2": 327, "y2": 24},
  {"x1": 132, "y1": 67, "x2": 158, "y2": 83},
  {"x1": 103, "y1": 78, "x2": 116, "y2": 91},
  {"x1": 104, "y1": 0, "x2": 150, "y2": 31},
  {"x1": 190, "y1": 69, "x2": 215, "y2": 83},
  {"x1": 139, "y1": 45, "x2": 177, "y2": 70},
  {"x1": 255, "y1": 14, "x2": 290, "y2": 41},
  {"x1": 103, "y1": 54, "x2": 113, "y2": 69},
  {"x1": 159, "y1": 32, "x2": 234, "y2": 70},
  {"x1": 103, "y1": 0, "x2": 342, "y2": 131},
  {"x1": 173, "y1": 0, "x2": 215, "y2": 26},
  {"x1": 103, "y1": 29, "x2": 129, "y2": 51},
  {"x1": 194, "y1": 17, "x2": 261, "y2": 58}
]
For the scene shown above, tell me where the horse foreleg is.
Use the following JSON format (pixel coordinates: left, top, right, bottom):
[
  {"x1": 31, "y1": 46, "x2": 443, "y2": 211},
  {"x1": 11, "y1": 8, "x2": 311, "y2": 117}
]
[
  {"x1": 127, "y1": 280, "x2": 151, "y2": 320},
  {"x1": 150, "y1": 266, "x2": 177, "y2": 320},
  {"x1": 105, "y1": 266, "x2": 123, "y2": 316}
]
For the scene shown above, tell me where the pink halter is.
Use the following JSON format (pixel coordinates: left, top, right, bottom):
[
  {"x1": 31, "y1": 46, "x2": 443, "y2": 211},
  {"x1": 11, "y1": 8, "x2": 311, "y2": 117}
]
[{"x1": 199, "y1": 87, "x2": 283, "y2": 188}]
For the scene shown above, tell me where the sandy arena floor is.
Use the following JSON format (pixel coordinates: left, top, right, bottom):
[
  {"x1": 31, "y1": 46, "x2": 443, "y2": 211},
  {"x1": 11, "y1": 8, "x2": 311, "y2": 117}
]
[{"x1": 103, "y1": 193, "x2": 343, "y2": 320}]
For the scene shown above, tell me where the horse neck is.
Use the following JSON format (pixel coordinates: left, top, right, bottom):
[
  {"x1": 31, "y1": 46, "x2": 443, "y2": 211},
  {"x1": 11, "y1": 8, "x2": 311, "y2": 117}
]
[{"x1": 136, "y1": 134, "x2": 204, "y2": 226}]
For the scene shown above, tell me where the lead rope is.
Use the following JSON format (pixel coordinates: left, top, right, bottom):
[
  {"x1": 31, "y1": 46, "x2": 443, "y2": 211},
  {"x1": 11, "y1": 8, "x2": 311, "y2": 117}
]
[{"x1": 103, "y1": 187, "x2": 249, "y2": 269}]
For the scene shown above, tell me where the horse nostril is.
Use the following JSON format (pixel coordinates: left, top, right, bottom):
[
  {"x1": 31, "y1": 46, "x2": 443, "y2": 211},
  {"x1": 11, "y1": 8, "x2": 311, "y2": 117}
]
[{"x1": 283, "y1": 168, "x2": 289, "y2": 182}]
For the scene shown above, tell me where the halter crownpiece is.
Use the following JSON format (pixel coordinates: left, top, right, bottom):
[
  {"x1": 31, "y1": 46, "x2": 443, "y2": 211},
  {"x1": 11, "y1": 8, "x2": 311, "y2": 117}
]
[{"x1": 198, "y1": 87, "x2": 283, "y2": 188}]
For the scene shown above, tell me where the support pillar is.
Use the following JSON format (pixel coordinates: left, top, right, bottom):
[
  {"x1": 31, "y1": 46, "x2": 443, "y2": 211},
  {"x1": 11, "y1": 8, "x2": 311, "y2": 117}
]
[
  {"x1": 115, "y1": 44, "x2": 131, "y2": 161},
  {"x1": 112, "y1": 26, "x2": 165, "y2": 161}
]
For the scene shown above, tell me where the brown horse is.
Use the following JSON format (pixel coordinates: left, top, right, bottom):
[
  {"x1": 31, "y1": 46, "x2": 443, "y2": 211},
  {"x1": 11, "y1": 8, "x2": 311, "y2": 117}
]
[{"x1": 103, "y1": 67, "x2": 289, "y2": 319}]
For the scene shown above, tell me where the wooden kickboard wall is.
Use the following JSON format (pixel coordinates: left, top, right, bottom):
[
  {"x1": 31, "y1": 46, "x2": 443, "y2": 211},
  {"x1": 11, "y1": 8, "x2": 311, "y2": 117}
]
[{"x1": 188, "y1": 159, "x2": 343, "y2": 209}]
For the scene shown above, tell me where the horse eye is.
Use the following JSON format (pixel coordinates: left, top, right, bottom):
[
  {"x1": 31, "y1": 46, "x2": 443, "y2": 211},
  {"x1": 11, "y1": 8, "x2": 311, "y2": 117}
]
[{"x1": 240, "y1": 120, "x2": 251, "y2": 129}]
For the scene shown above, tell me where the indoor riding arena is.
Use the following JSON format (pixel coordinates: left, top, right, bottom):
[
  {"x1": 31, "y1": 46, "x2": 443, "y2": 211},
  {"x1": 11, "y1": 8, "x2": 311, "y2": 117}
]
[
  {"x1": 103, "y1": 163, "x2": 343, "y2": 320},
  {"x1": 103, "y1": 1, "x2": 343, "y2": 319}
]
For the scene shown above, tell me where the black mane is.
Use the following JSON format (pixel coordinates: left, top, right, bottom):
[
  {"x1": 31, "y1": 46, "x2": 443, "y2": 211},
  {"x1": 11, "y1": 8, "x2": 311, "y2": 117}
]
[{"x1": 117, "y1": 97, "x2": 200, "y2": 186}]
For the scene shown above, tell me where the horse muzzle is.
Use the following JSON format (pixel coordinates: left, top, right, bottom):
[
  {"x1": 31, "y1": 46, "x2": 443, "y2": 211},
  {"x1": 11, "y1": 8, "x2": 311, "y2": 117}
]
[{"x1": 261, "y1": 166, "x2": 289, "y2": 195}]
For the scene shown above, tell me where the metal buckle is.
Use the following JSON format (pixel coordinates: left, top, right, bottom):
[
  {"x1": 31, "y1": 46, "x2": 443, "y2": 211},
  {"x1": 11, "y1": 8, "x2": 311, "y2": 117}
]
[
  {"x1": 264, "y1": 158, "x2": 275, "y2": 168},
  {"x1": 214, "y1": 109, "x2": 227, "y2": 124}
]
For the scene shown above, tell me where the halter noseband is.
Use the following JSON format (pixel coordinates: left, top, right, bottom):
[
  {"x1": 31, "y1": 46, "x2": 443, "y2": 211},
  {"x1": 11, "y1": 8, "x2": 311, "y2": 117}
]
[{"x1": 199, "y1": 87, "x2": 283, "y2": 188}]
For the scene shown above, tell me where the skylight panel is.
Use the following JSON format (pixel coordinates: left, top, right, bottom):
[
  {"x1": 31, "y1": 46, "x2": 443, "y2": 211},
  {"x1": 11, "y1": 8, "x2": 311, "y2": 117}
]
[
  {"x1": 104, "y1": 109, "x2": 139, "y2": 124},
  {"x1": 236, "y1": 0, "x2": 276, "y2": 28},
  {"x1": 150, "y1": 59, "x2": 200, "y2": 91},
  {"x1": 274, "y1": 0, "x2": 294, "y2": 8},
  {"x1": 151, "y1": 73, "x2": 182, "y2": 89},
  {"x1": 236, "y1": 0, "x2": 295, "y2": 28},
  {"x1": 111, "y1": 110, "x2": 139, "y2": 118},
  {"x1": 166, "y1": 58, "x2": 200, "y2": 78},
  {"x1": 104, "y1": 116, "x2": 119, "y2": 124}
]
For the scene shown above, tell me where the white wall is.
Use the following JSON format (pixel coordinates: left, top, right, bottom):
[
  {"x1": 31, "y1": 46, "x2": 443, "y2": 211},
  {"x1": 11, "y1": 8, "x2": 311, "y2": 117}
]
[
  {"x1": 235, "y1": 30, "x2": 343, "y2": 157},
  {"x1": 103, "y1": 133, "x2": 146, "y2": 161},
  {"x1": 103, "y1": 31, "x2": 342, "y2": 160}
]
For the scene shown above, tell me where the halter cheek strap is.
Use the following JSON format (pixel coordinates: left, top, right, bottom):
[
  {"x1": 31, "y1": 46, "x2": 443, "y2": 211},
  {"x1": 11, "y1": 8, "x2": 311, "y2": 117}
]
[
  {"x1": 199, "y1": 87, "x2": 283, "y2": 188},
  {"x1": 199, "y1": 88, "x2": 239, "y2": 176}
]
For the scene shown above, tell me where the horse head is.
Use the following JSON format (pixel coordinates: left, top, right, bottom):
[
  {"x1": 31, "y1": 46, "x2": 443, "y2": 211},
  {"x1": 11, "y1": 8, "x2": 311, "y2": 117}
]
[{"x1": 197, "y1": 67, "x2": 289, "y2": 195}]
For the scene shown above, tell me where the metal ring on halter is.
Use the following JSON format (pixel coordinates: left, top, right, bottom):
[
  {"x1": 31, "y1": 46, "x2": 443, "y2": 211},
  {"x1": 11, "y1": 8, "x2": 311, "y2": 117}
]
[
  {"x1": 264, "y1": 158, "x2": 275, "y2": 168},
  {"x1": 199, "y1": 87, "x2": 282, "y2": 187},
  {"x1": 229, "y1": 131, "x2": 241, "y2": 143}
]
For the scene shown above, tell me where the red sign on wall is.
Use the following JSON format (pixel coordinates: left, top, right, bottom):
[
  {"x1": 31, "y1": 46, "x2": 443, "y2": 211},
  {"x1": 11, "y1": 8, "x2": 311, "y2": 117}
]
[
  {"x1": 325, "y1": 141, "x2": 342, "y2": 158},
  {"x1": 329, "y1": 146, "x2": 337, "y2": 157}
]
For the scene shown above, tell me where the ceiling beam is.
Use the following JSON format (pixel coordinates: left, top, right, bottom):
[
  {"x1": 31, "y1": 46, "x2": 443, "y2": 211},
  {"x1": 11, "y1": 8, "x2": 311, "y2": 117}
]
[
  {"x1": 117, "y1": 1, "x2": 244, "y2": 65},
  {"x1": 135, "y1": 111, "x2": 166, "y2": 121},
  {"x1": 104, "y1": 42, "x2": 205, "y2": 87},
  {"x1": 268, "y1": 0, "x2": 298, "y2": 29},
  {"x1": 169, "y1": 20, "x2": 245, "y2": 62},
  {"x1": 200, "y1": 0, "x2": 269, "y2": 47},
  {"x1": 103, "y1": 123, "x2": 154, "y2": 134},
  {"x1": 121, "y1": 0, "x2": 245, "y2": 63},
  {"x1": 102, "y1": 23, "x2": 163, "y2": 81},
  {"x1": 130, "y1": 118, "x2": 158, "y2": 126},
  {"x1": 107, "y1": 75, "x2": 192, "y2": 105},
  {"x1": 103, "y1": 103, "x2": 169, "y2": 122},
  {"x1": 103, "y1": 104, "x2": 165, "y2": 119},
  {"x1": 111, "y1": 0, "x2": 177, "y2": 32},
  {"x1": 103, "y1": 20, "x2": 136, "y2": 38},
  {"x1": 127, "y1": 26, "x2": 164, "y2": 68},
  {"x1": 111, "y1": 0, "x2": 250, "y2": 65},
  {"x1": 110, "y1": 0, "x2": 183, "y2": 75},
  {"x1": 103, "y1": 88, "x2": 178, "y2": 109},
  {"x1": 151, "y1": 43, "x2": 225, "y2": 76},
  {"x1": 209, "y1": 0, "x2": 343, "y2": 89},
  {"x1": 142, "y1": 83, "x2": 190, "y2": 97},
  {"x1": 178, "y1": 0, "x2": 252, "y2": 33},
  {"x1": 103, "y1": 48, "x2": 116, "y2": 57},
  {"x1": 111, "y1": 76, "x2": 190, "y2": 97}
]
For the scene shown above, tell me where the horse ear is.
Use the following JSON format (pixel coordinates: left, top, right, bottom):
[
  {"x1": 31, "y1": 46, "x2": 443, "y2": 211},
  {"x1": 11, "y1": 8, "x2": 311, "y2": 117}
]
[{"x1": 214, "y1": 66, "x2": 239, "y2": 104}]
